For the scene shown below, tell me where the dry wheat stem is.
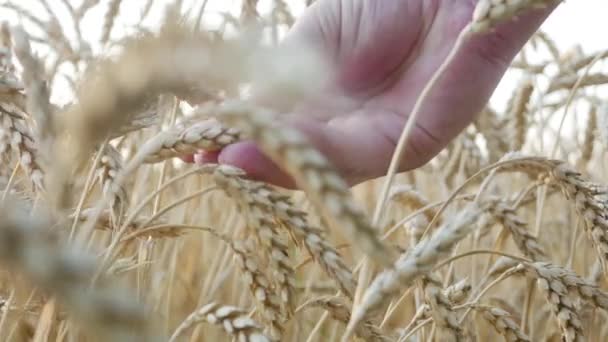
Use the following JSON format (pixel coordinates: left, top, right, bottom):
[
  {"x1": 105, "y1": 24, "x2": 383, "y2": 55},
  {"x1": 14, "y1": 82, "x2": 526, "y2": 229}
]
[{"x1": 101, "y1": 0, "x2": 122, "y2": 44}]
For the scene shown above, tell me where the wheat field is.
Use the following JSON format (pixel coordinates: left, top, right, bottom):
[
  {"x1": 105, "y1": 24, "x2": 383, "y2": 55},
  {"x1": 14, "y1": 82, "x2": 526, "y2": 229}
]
[{"x1": 0, "y1": 0, "x2": 607, "y2": 341}]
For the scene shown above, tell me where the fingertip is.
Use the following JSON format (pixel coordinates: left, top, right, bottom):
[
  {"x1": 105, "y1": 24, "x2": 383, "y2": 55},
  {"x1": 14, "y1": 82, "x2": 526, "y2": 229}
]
[{"x1": 218, "y1": 142, "x2": 297, "y2": 189}]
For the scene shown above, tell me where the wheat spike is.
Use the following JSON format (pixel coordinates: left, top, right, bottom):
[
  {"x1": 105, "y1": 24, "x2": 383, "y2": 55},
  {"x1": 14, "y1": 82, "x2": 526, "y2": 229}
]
[
  {"x1": 310, "y1": 297, "x2": 388, "y2": 342},
  {"x1": 497, "y1": 156, "x2": 608, "y2": 272},
  {"x1": 97, "y1": 144, "x2": 127, "y2": 222},
  {"x1": 422, "y1": 276, "x2": 466, "y2": 341},
  {"x1": 471, "y1": 305, "x2": 530, "y2": 341},
  {"x1": 508, "y1": 79, "x2": 534, "y2": 151},
  {"x1": 519, "y1": 263, "x2": 585, "y2": 342},
  {"x1": 212, "y1": 166, "x2": 296, "y2": 321},
  {"x1": 211, "y1": 164, "x2": 356, "y2": 299},
  {"x1": 231, "y1": 239, "x2": 285, "y2": 340},
  {"x1": 349, "y1": 204, "x2": 487, "y2": 331},
  {"x1": 0, "y1": 103, "x2": 43, "y2": 189},
  {"x1": 580, "y1": 105, "x2": 597, "y2": 165},
  {"x1": 443, "y1": 278, "x2": 472, "y2": 305},
  {"x1": 169, "y1": 302, "x2": 270, "y2": 342},
  {"x1": 489, "y1": 199, "x2": 546, "y2": 260},
  {"x1": 143, "y1": 119, "x2": 241, "y2": 164},
  {"x1": 209, "y1": 100, "x2": 394, "y2": 266},
  {"x1": 472, "y1": 0, "x2": 561, "y2": 33}
]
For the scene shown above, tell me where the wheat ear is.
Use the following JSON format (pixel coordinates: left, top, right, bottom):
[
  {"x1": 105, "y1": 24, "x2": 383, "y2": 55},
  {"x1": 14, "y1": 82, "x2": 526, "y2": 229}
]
[
  {"x1": 422, "y1": 276, "x2": 466, "y2": 341},
  {"x1": 0, "y1": 103, "x2": 43, "y2": 189},
  {"x1": 489, "y1": 199, "x2": 546, "y2": 260},
  {"x1": 519, "y1": 262, "x2": 585, "y2": 342},
  {"x1": 210, "y1": 164, "x2": 356, "y2": 299},
  {"x1": 471, "y1": 0, "x2": 561, "y2": 33},
  {"x1": 347, "y1": 204, "x2": 486, "y2": 334},
  {"x1": 212, "y1": 166, "x2": 295, "y2": 322},
  {"x1": 97, "y1": 144, "x2": 127, "y2": 222},
  {"x1": 143, "y1": 119, "x2": 240, "y2": 164},
  {"x1": 580, "y1": 105, "x2": 597, "y2": 165},
  {"x1": 209, "y1": 100, "x2": 394, "y2": 267},
  {"x1": 470, "y1": 304, "x2": 530, "y2": 341},
  {"x1": 309, "y1": 297, "x2": 388, "y2": 342},
  {"x1": 169, "y1": 302, "x2": 270, "y2": 342}
]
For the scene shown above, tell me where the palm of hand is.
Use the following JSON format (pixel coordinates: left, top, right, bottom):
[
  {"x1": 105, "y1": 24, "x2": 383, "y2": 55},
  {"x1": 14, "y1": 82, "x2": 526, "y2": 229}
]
[{"x1": 211, "y1": 0, "x2": 551, "y2": 187}]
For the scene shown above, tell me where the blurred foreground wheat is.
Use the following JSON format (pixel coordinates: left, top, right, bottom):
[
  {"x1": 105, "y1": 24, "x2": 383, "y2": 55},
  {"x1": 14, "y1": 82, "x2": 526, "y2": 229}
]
[{"x1": 0, "y1": 0, "x2": 607, "y2": 341}]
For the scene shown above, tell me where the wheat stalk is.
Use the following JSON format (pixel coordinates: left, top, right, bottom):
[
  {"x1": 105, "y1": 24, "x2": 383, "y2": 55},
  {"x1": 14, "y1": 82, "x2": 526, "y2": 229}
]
[{"x1": 101, "y1": 0, "x2": 122, "y2": 44}]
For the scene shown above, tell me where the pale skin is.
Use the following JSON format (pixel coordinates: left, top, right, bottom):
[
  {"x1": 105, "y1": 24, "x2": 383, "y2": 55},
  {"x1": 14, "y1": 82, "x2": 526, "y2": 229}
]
[{"x1": 185, "y1": 0, "x2": 554, "y2": 188}]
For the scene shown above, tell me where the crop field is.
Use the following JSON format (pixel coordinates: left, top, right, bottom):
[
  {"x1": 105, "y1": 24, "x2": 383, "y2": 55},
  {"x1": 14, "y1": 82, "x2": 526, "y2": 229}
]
[{"x1": 0, "y1": 0, "x2": 607, "y2": 341}]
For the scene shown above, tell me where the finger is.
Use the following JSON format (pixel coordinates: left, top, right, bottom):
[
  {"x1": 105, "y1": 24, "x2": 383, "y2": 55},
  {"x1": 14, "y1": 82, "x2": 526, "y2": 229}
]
[
  {"x1": 218, "y1": 141, "x2": 297, "y2": 188},
  {"x1": 413, "y1": 3, "x2": 555, "y2": 148},
  {"x1": 193, "y1": 150, "x2": 220, "y2": 165},
  {"x1": 217, "y1": 110, "x2": 427, "y2": 188}
]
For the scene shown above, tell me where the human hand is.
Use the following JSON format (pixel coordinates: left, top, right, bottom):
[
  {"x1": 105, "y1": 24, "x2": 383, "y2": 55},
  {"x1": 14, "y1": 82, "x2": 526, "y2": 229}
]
[{"x1": 187, "y1": 0, "x2": 553, "y2": 188}]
